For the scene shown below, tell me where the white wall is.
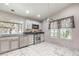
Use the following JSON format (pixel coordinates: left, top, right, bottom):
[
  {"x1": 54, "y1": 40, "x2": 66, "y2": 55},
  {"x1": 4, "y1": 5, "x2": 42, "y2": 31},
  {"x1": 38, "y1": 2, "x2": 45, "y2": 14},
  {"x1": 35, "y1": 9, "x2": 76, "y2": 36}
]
[
  {"x1": 0, "y1": 11, "x2": 25, "y2": 23},
  {"x1": 42, "y1": 4, "x2": 79, "y2": 49}
]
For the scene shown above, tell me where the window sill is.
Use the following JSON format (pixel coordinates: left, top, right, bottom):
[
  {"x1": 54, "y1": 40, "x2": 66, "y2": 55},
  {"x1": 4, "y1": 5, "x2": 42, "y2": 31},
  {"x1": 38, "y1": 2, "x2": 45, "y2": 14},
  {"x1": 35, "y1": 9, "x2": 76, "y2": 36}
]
[{"x1": 49, "y1": 36, "x2": 72, "y2": 41}]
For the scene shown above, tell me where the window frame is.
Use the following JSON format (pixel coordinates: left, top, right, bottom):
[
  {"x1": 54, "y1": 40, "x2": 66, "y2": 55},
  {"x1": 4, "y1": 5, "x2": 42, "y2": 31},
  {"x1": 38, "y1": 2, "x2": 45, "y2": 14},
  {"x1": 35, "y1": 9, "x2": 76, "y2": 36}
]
[
  {"x1": 0, "y1": 21, "x2": 23, "y2": 35},
  {"x1": 49, "y1": 16, "x2": 75, "y2": 40}
]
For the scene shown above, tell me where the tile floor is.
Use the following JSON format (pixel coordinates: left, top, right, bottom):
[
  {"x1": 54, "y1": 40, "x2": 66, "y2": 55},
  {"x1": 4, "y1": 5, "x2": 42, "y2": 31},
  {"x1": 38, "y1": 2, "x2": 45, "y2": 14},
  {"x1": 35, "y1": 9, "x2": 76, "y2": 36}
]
[{"x1": 0, "y1": 42, "x2": 79, "y2": 56}]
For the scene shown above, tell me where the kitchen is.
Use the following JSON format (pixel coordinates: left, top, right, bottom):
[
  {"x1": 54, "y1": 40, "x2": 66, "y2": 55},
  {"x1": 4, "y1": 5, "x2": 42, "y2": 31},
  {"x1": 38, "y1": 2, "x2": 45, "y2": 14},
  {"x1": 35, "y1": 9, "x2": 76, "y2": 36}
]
[
  {"x1": 0, "y1": 10, "x2": 44, "y2": 54},
  {"x1": 0, "y1": 3, "x2": 79, "y2": 56}
]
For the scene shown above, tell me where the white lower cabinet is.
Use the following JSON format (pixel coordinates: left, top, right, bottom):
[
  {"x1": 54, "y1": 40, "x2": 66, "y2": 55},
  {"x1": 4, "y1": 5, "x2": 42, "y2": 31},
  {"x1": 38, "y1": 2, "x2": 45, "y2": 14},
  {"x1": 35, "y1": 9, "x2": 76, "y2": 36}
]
[
  {"x1": 0, "y1": 34, "x2": 44, "y2": 54},
  {"x1": 20, "y1": 35, "x2": 33, "y2": 48},
  {"x1": 0, "y1": 37, "x2": 19, "y2": 53},
  {"x1": 11, "y1": 40, "x2": 19, "y2": 50},
  {"x1": 41, "y1": 34, "x2": 44, "y2": 42},
  {"x1": 27, "y1": 35, "x2": 33, "y2": 45},
  {"x1": 10, "y1": 37, "x2": 19, "y2": 50},
  {"x1": 20, "y1": 36, "x2": 28, "y2": 47},
  {"x1": 0, "y1": 39, "x2": 10, "y2": 53}
]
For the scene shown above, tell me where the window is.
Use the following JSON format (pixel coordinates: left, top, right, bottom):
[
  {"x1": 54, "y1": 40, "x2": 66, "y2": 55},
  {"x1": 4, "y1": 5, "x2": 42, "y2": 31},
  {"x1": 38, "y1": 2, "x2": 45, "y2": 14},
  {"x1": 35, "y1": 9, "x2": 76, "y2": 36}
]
[
  {"x1": 50, "y1": 21, "x2": 59, "y2": 38},
  {"x1": 0, "y1": 21, "x2": 23, "y2": 35},
  {"x1": 60, "y1": 28, "x2": 72, "y2": 39},
  {"x1": 49, "y1": 16, "x2": 75, "y2": 40}
]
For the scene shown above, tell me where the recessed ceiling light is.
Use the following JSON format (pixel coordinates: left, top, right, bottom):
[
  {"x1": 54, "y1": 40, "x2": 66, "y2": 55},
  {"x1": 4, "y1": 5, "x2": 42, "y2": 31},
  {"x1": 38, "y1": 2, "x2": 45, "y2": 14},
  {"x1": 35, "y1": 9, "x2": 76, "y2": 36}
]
[
  {"x1": 37, "y1": 14, "x2": 40, "y2": 17},
  {"x1": 5, "y1": 3, "x2": 9, "y2": 5},
  {"x1": 26, "y1": 10, "x2": 30, "y2": 14}
]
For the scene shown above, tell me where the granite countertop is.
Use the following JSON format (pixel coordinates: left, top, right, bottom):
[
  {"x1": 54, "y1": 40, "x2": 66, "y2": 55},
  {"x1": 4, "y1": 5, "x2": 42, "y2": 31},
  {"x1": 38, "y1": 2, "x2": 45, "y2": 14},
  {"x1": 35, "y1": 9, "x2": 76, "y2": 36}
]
[
  {"x1": 23, "y1": 31, "x2": 44, "y2": 34},
  {"x1": 0, "y1": 32, "x2": 44, "y2": 38},
  {"x1": 0, "y1": 34, "x2": 23, "y2": 38}
]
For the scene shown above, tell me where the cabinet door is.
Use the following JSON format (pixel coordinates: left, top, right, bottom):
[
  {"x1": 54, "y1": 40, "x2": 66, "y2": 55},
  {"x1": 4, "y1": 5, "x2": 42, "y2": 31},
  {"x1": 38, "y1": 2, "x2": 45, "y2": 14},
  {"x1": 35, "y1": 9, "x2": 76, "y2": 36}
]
[
  {"x1": 23, "y1": 36, "x2": 29, "y2": 46},
  {"x1": 0, "y1": 40, "x2": 10, "y2": 53},
  {"x1": 28, "y1": 35, "x2": 33, "y2": 45},
  {"x1": 11, "y1": 39, "x2": 19, "y2": 50},
  {"x1": 20, "y1": 36, "x2": 28, "y2": 47},
  {"x1": 41, "y1": 34, "x2": 44, "y2": 42},
  {"x1": 10, "y1": 37, "x2": 19, "y2": 50}
]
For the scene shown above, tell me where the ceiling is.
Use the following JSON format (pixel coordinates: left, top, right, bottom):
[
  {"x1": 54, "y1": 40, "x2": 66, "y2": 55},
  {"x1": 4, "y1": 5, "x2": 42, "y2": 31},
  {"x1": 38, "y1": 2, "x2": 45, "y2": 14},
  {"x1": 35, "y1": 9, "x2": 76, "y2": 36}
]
[{"x1": 0, "y1": 3, "x2": 72, "y2": 21}]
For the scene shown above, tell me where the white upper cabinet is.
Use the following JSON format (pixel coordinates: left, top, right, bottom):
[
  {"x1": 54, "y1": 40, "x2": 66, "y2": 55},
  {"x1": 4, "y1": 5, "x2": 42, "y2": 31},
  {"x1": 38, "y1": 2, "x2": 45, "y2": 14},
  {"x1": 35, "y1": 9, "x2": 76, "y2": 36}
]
[{"x1": 25, "y1": 20, "x2": 41, "y2": 30}]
